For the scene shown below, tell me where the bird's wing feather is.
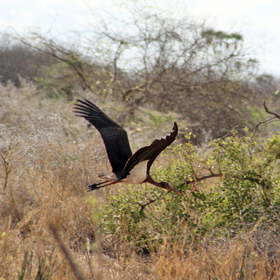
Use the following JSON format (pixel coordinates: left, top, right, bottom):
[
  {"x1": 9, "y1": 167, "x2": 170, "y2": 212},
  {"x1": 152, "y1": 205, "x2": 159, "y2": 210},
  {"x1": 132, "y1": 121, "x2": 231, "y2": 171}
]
[
  {"x1": 121, "y1": 122, "x2": 178, "y2": 179},
  {"x1": 73, "y1": 98, "x2": 132, "y2": 177}
]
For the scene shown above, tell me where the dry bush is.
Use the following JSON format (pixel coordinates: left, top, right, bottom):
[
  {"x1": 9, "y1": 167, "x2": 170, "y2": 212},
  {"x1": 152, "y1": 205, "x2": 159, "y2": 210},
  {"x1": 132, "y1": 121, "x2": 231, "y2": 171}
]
[
  {"x1": 0, "y1": 34, "x2": 57, "y2": 87},
  {"x1": 1, "y1": 82, "x2": 280, "y2": 279},
  {"x1": 152, "y1": 236, "x2": 279, "y2": 280},
  {"x1": 16, "y1": 3, "x2": 266, "y2": 143},
  {"x1": 0, "y1": 82, "x2": 102, "y2": 279}
]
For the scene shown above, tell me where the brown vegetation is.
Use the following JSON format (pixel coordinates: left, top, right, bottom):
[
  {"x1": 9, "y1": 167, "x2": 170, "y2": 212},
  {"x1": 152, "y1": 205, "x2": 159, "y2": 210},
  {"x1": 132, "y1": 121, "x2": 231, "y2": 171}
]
[
  {"x1": 15, "y1": 6, "x2": 274, "y2": 143},
  {"x1": 1, "y1": 83, "x2": 280, "y2": 279},
  {"x1": 0, "y1": 34, "x2": 57, "y2": 87}
]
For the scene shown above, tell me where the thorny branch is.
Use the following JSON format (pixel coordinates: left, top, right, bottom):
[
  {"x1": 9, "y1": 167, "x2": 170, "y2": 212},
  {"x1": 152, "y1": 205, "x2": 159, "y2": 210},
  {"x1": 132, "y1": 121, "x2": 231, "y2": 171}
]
[
  {"x1": 254, "y1": 101, "x2": 280, "y2": 133},
  {"x1": 129, "y1": 192, "x2": 166, "y2": 215},
  {"x1": 16, "y1": 33, "x2": 95, "y2": 94},
  {"x1": 185, "y1": 171, "x2": 272, "y2": 204},
  {"x1": 185, "y1": 172, "x2": 268, "y2": 187},
  {"x1": 263, "y1": 101, "x2": 280, "y2": 119}
]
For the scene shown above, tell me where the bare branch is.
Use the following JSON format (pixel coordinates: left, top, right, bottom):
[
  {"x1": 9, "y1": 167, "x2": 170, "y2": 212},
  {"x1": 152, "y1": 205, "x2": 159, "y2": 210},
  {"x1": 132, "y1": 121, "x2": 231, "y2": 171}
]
[
  {"x1": 185, "y1": 172, "x2": 269, "y2": 188},
  {"x1": 185, "y1": 173, "x2": 223, "y2": 185},
  {"x1": 253, "y1": 101, "x2": 280, "y2": 134},
  {"x1": 130, "y1": 192, "x2": 166, "y2": 215},
  {"x1": 16, "y1": 33, "x2": 95, "y2": 93},
  {"x1": 49, "y1": 224, "x2": 86, "y2": 280},
  {"x1": 263, "y1": 101, "x2": 280, "y2": 119}
]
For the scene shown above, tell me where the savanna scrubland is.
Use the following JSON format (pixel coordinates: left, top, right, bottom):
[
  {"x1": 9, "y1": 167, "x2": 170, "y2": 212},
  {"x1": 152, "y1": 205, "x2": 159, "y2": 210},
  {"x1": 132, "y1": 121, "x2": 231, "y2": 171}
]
[{"x1": 1, "y1": 4, "x2": 280, "y2": 279}]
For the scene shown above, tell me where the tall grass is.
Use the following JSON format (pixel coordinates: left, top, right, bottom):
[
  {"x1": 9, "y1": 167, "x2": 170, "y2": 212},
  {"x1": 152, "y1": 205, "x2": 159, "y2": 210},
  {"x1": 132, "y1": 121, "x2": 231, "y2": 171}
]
[{"x1": 0, "y1": 82, "x2": 279, "y2": 279}]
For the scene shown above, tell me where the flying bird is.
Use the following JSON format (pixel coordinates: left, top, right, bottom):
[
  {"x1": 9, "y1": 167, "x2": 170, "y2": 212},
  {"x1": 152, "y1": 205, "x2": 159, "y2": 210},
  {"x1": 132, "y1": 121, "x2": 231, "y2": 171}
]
[{"x1": 73, "y1": 98, "x2": 181, "y2": 195}]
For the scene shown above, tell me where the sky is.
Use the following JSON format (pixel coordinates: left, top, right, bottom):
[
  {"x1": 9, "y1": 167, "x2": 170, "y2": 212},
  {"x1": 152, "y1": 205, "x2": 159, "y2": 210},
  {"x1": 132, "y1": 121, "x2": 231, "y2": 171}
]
[{"x1": 1, "y1": 0, "x2": 280, "y2": 76}]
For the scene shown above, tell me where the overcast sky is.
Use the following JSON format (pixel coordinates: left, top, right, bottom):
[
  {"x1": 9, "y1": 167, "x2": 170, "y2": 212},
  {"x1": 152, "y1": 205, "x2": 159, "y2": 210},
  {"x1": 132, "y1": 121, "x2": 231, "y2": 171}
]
[{"x1": 1, "y1": 0, "x2": 280, "y2": 76}]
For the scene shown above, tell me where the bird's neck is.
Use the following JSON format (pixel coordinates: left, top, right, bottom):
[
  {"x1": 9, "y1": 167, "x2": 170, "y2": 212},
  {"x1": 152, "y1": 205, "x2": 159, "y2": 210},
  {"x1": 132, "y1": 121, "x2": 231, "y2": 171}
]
[{"x1": 145, "y1": 175, "x2": 165, "y2": 189}]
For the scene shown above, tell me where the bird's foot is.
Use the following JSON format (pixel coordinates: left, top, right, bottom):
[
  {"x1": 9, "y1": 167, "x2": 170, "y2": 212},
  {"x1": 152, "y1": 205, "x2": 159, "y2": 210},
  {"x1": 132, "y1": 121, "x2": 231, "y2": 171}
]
[{"x1": 87, "y1": 183, "x2": 101, "y2": 192}]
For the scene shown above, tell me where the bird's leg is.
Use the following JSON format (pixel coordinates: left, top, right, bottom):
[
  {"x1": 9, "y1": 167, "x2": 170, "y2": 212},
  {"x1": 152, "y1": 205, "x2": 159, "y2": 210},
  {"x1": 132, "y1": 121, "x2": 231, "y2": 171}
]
[{"x1": 87, "y1": 180, "x2": 119, "y2": 192}]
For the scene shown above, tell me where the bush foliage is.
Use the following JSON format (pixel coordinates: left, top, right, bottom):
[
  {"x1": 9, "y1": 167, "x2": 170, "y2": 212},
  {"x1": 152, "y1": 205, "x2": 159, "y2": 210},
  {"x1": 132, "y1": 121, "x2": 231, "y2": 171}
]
[{"x1": 101, "y1": 130, "x2": 280, "y2": 250}]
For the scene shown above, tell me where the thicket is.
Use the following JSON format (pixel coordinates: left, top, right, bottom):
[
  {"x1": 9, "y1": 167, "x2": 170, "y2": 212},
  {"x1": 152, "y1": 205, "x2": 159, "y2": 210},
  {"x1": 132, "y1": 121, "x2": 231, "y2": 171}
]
[
  {"x1": 101, "y1": 127, "x2": 280, "y2": 251},
  {"x1": 3, "y1": 3, "x2": 278, "y2": 142}
]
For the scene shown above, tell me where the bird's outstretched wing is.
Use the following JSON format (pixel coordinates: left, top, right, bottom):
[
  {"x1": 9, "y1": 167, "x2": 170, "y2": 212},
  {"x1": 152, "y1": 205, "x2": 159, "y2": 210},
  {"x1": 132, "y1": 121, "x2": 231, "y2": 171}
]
[
  {"x1": 73, "y1": 98, "x2": 132, "y2": 177},
  {"x1": 121, "y1": 122, "x2": 178, "y2": 179}
]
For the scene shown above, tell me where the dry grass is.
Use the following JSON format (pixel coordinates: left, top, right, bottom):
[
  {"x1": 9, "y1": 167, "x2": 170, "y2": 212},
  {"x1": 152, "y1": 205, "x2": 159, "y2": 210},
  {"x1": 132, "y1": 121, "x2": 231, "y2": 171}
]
[{"x1": 1, "y1": 82, "x2": 280, "y2": 279}]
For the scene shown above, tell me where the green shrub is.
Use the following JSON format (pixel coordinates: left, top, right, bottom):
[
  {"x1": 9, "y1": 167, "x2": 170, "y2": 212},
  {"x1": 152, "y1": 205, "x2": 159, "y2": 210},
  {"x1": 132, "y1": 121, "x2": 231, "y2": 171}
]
[{"x1": 100, "y1": 131, "x2": 280, "y2": 251}]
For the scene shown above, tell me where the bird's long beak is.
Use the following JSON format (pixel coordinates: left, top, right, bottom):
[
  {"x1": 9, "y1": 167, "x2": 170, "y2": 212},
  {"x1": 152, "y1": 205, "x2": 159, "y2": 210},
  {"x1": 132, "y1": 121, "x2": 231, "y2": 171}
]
[{"x1": 168, "y1": 186, "x2": 182, "y2": 196}]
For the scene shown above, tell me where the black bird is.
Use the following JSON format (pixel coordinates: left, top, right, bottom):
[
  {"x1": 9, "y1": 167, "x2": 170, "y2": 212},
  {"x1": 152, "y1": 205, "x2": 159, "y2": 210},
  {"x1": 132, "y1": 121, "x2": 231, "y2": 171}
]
[{"x1": 73, "y1": 98, "x2": 181, "y2": 195}]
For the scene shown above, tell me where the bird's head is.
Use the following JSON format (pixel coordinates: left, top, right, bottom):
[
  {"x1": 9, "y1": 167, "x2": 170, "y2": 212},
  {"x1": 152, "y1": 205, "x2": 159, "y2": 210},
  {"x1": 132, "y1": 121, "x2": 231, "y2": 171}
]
[{"x1": 160, "y1": 182, "x2": 182, "y2": 196}]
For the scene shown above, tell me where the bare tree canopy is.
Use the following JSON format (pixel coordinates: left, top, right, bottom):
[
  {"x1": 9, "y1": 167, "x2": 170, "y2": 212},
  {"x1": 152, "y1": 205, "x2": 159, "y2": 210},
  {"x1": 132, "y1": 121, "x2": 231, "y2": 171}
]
[{"x1": 5, "y1": 3, "x2": 280, "y2": 142}]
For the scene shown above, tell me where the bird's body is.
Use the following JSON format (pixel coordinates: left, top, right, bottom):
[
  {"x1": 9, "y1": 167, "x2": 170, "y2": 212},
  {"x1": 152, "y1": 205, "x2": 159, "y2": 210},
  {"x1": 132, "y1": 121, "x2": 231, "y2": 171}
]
[
  {"x1": 121, "y1": 160, "x2": 149, "y2": 184},
  {"x1": 73, "y1": 98, "x2": 181, "y2": 195}
]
